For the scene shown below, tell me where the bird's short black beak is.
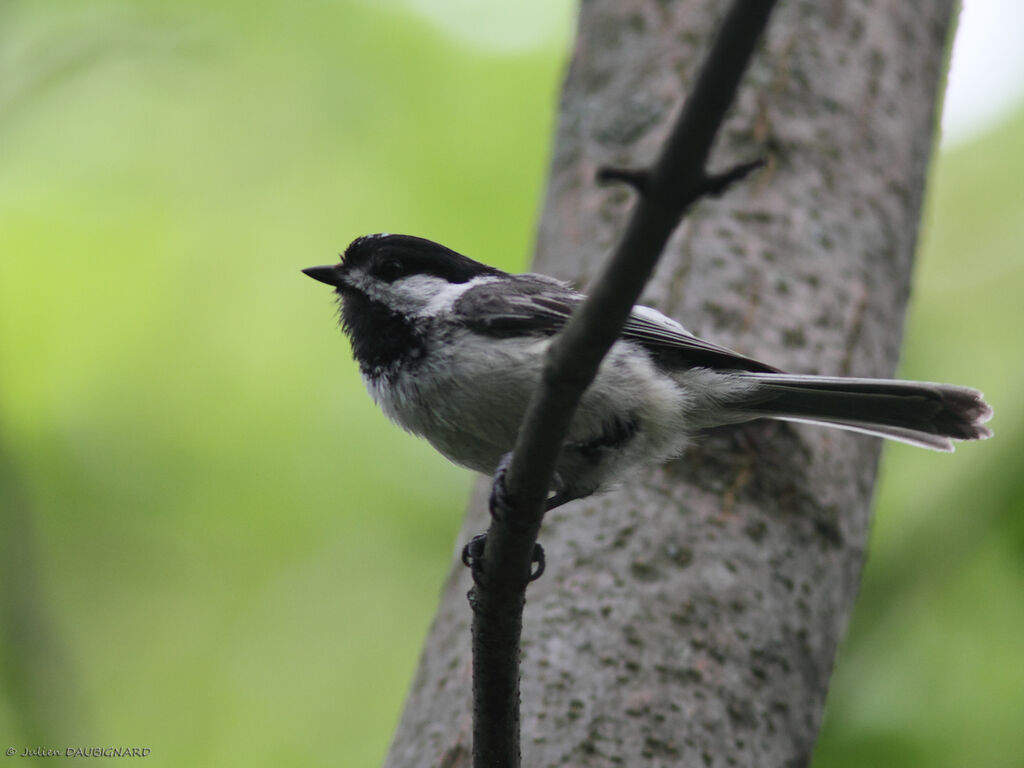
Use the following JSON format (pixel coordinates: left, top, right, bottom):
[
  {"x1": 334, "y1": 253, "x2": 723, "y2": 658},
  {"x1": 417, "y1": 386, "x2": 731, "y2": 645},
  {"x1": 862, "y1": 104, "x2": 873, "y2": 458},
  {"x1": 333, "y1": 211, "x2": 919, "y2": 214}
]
[{"x1": 302, "y1": 265, "x2": 344, "y2": 287}]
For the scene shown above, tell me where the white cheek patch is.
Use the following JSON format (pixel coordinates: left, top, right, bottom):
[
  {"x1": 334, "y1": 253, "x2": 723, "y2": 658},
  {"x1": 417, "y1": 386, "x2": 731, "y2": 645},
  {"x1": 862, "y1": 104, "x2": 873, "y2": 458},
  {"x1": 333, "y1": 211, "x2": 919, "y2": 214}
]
[
  {"x1": 383, "y1": 273, "x2": 503, "y2": 317},
  {"x1": 342, "y1": 270, "x2": 379, "y2": 296},
  {"x1": 344, "y1": 270, "x2": 500, "y2": 320},
  {"x1": 384, "y1": 274, "x2": 471, "y2": 317},
  {"x1": 400, "y1": 275, "x2": 464, "y2": 315},
  {"x1": 340, "y1": 271, "x2": 436, "y2": 309}
]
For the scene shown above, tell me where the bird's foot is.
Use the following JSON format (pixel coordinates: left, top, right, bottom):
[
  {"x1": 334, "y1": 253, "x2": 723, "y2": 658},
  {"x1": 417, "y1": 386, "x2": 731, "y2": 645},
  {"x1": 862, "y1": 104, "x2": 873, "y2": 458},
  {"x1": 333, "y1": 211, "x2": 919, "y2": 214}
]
[
  {"x1": 488, "y1": 452, "x2": 518, "y2": 525},
  {"x1": 461, "y1": 532, "x2": 545, "y2": 585},
  {"x1": 490, "y1": 451, "x2": 575, "y2": 519}
]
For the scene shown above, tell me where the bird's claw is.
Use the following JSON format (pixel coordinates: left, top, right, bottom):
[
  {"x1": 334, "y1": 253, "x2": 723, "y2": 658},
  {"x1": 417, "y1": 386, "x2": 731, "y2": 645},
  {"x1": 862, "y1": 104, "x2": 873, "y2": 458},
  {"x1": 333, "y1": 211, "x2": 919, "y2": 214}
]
[
  {"x1": 461, "y1": 532, "x2": 546, "y2": 585},
  {"x1": 490, "y1": 451, "x2": 574, "y2": 518},
  {"x1": 488, "y1": 452, "x2": 517, "y2": 524}
]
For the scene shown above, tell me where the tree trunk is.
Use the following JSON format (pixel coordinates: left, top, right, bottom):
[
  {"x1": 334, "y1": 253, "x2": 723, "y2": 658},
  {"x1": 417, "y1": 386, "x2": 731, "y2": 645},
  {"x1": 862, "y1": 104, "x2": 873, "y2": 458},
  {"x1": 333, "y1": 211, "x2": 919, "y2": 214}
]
[{"x1": 383, "y1": 1, "x2": 954, "y2": 766}]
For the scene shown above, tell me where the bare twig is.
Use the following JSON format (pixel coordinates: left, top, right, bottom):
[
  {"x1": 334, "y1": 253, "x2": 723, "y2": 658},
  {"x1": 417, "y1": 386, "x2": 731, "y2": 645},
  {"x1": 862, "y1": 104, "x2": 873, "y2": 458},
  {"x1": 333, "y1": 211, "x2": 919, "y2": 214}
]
[{"x1": 468, "y1": 1, "x2": 779, "y2": 765}]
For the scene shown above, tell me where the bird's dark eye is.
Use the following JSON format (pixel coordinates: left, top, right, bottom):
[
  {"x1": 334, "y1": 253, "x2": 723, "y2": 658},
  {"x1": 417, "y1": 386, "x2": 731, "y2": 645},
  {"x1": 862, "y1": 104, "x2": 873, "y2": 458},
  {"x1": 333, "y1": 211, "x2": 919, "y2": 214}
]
[{"x1": 375, "y1": 257, "x2": 406, "y2": 282}]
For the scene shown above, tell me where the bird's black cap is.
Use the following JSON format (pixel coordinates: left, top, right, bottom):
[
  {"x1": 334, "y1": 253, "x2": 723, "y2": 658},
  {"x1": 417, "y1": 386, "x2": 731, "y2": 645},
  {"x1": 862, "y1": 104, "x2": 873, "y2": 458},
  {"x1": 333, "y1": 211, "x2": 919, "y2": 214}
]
[{"x1": 340, "y1": 234, "x2": 503, "y2": 284}]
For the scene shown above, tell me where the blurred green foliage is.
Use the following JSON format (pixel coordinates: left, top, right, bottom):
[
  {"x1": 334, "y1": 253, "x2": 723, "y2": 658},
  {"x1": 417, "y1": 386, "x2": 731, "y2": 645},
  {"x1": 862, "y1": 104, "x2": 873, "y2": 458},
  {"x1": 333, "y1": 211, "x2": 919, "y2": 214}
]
[{"x1": 0, "y1": 2, "x2": 1019, "y2": 767}]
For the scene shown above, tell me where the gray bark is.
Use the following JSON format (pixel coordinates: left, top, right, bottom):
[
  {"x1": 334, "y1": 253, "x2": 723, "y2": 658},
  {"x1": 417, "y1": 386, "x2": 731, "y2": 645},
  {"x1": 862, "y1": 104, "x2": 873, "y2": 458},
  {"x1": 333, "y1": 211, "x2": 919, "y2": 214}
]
[{"x1": 383, "y1": 1, "x2": 954, "y2": 766}]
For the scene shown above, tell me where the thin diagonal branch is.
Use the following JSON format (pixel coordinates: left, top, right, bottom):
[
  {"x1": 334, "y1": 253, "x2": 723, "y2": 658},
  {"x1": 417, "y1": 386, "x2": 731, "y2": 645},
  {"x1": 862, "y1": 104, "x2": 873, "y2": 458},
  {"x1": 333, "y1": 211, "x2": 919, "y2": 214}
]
[{"x1": 468, "y1": 1, "x2": 779, "y2": 766}]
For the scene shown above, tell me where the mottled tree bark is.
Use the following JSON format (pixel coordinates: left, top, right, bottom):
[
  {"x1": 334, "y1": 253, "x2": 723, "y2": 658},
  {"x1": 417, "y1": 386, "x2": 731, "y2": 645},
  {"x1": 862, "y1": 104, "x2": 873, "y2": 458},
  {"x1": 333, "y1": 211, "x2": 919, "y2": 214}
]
[{"x1": 383, "y1": 1, "x2": 954, "y2": 766}]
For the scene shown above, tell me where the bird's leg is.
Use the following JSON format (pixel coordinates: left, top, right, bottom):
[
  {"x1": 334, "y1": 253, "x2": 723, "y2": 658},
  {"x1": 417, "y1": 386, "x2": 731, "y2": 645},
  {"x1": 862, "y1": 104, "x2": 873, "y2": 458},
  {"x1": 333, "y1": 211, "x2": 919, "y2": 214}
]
[
  {"x1": 460, "y1": 453, "x2": 549, "y2": 584},
  {"x1": 487, "y1": 451, "x2": 518, "y2": 526}
]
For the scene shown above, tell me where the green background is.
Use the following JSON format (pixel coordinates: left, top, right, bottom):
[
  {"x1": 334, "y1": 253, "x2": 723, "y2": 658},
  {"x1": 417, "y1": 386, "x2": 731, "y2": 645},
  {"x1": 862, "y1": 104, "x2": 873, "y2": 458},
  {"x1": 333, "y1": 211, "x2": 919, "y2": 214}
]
[{"x1": 1, "y1": 2, "x2": 1020, "y2": 766}]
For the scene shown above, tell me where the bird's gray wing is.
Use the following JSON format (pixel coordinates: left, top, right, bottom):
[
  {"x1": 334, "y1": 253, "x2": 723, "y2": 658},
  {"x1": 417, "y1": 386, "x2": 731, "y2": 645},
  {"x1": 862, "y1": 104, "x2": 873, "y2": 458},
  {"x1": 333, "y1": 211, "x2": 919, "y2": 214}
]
[
  {"x1": 453, "y1": 277, "x2": 781, "y2": 373},
  {"x1": 452, "y1": 276, "x2": 575, "y2": 336}
]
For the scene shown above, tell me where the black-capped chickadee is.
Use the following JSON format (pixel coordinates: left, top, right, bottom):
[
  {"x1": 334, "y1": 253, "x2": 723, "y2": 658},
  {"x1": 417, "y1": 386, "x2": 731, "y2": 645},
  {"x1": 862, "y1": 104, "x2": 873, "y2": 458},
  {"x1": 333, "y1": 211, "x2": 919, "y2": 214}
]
[{"x1": 304, "y1": 234, "x2": 992, "y2": 509}]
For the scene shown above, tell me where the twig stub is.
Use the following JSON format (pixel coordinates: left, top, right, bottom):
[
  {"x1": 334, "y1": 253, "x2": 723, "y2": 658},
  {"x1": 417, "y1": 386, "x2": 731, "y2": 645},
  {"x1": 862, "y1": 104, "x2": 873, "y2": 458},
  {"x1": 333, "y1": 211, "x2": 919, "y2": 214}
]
[{"x1": 701, "y1": 158, "x2": 766, "y2": 197}]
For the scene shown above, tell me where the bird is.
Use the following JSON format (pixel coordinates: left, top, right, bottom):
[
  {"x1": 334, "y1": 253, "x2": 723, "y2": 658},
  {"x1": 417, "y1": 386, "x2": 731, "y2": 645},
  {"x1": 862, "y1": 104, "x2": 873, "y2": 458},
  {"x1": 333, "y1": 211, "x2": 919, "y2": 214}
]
[{"x1": 303, "y1": 234, "x2": 993, "y2": 510}]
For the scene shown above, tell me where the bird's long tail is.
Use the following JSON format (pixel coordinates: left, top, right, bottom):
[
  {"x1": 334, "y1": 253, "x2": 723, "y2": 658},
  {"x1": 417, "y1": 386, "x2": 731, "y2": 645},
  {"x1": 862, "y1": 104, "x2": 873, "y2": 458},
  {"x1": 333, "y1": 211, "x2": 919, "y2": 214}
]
[{"x1": 727, "y1": 373, "x2": 993, "y2": 451}]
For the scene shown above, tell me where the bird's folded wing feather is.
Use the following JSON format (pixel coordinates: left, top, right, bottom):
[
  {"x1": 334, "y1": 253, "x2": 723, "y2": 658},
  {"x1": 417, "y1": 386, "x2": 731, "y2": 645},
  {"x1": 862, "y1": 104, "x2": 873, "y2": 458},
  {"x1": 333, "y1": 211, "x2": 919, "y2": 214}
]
[{"x1": 453, "y1": 277, "x2": 780, "y2": 374}]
